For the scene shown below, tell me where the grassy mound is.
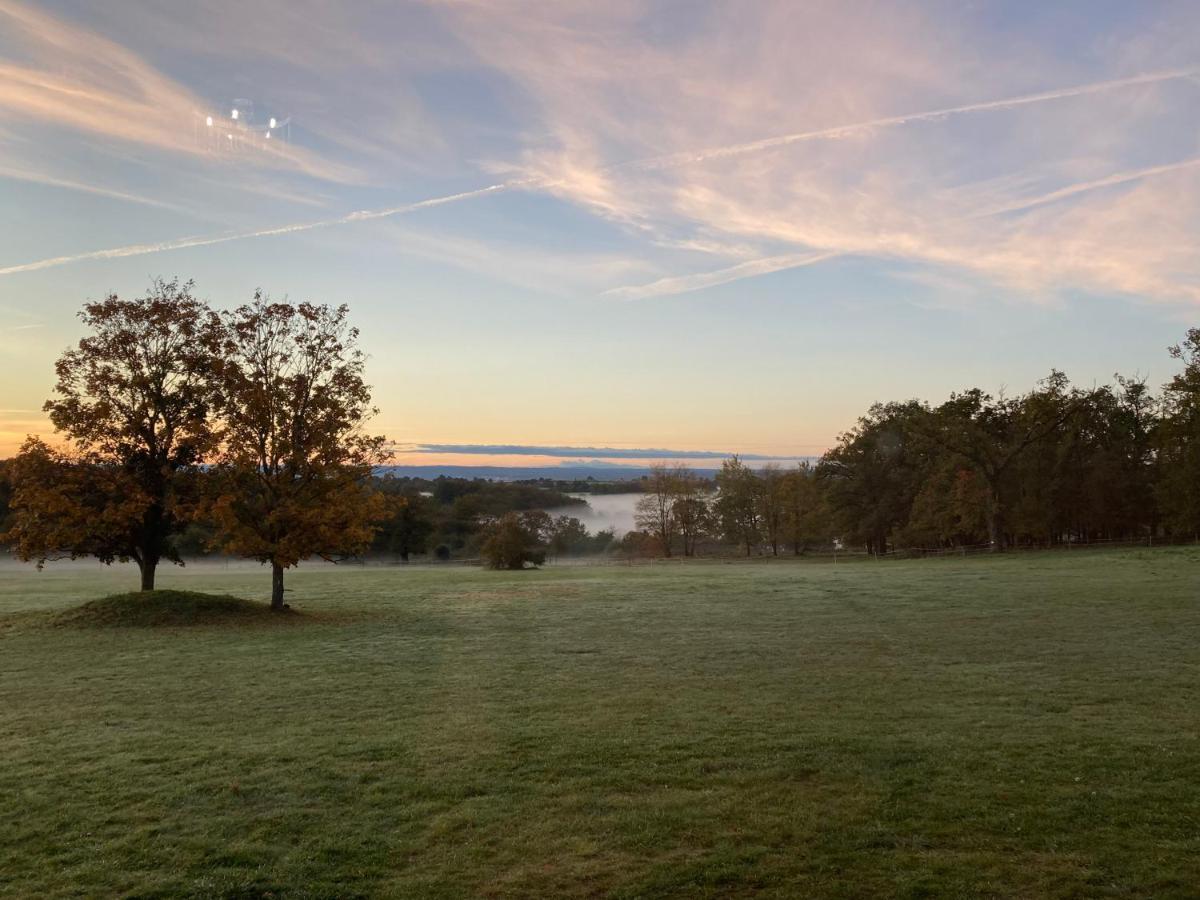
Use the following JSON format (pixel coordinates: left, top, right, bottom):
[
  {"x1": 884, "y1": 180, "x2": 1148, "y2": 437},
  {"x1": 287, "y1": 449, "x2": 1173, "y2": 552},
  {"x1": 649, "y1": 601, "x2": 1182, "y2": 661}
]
[{"x1": 55, "y1": 590, "x2": 288, "y2": 628}]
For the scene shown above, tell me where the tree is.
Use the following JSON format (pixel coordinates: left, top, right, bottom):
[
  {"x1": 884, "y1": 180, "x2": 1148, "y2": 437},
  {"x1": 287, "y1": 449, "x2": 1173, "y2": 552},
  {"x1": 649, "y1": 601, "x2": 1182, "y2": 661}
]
[
  {"x1": 819, "y1": 403, "x2": 924, "y2": 556},
  {"x1": 4, "y1": 280, "x2": 222, "y2": 589},
  {"x1": 779, "y1": 462, "x2": 822, "y2": 555},
  {"x1": 899, "y1": 460, "x2": 989, "y2": 548},
  {"x1": 1158, "y1": 329, "x2": 1200, "y2": 538},
  {"x1": 757, "y1": 463, "x2": 786, "y2": 556},
  {"x1": 0, "y1": 459, "x2": 13, "y2": 542},
  {"x1": 207, "y1": 297, "x2": 388, "y2": 609},
  {"x1": 918, "y1": 374, "x2": 1082, "y2": 551},
  {"x1": 671, "y1": 467, "x2": 710, "y2": 557},
  {"x1": 547, "y1": 515, "x2": 589, "y2": 557},
  {"x1": 715, "y1": 455, "x2": 761, "y2": 556},
  {"x1": 480, "y1": 511, "x2": 548, "y2": 569},
  {"x1": 376, "y1": 490, "x2": 435, "y2": 562},
  {"x1": 634, "y1": 462, "x2": 677, "y2": 556}
]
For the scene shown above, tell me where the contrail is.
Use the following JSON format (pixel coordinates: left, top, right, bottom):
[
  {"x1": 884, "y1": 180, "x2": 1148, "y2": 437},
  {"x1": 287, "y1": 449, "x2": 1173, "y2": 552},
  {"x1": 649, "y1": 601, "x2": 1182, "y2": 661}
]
[
  {"x1": 631, "y1": 67, "x2": 1200, "y2": 170},
  {"x1": 0, "y1": 183, "x2": 513, "y2": 276},
  {"x1": 603, "y1": 251, "x2": 839, "y2": 301},
  {"x1": 978, "y1": 156, "x2": 1200, "y2": 217},
  {"x1": 2, "y1": 66, "x2": 1195, "y2": 277}
]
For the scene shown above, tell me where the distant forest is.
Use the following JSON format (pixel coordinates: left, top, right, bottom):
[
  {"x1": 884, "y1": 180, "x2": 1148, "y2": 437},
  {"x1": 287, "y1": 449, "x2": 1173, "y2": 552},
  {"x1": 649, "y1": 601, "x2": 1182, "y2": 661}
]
[{"x1": 1, "y1": 281, "x2": 1198, "y2": 583}]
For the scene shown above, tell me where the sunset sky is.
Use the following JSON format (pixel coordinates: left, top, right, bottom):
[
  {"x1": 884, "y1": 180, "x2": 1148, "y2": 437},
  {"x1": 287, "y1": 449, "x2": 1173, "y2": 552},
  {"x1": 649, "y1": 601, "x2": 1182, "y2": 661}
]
[{"x1": 1, "y1": 1, "x2": 1198, "y2": 467}]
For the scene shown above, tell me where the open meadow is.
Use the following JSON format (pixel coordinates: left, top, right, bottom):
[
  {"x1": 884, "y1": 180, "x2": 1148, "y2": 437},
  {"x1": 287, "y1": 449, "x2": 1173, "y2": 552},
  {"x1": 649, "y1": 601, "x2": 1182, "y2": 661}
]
[{"x1": 2, "y1": 549, "x2": 1199, "y2": 898}]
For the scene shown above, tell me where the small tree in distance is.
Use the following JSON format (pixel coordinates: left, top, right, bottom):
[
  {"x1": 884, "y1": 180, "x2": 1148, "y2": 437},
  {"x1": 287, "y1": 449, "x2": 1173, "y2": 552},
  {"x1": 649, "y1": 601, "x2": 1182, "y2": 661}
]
[
  {"x1": 716, "y1": 455, "x2": 762, "y2": 556},
  {"x1": 481, "y1": 512, "x2": 548, "y2": 569},
  {"x1": 207, "y1": 296, "x2": 388, "y2": 610},
  {"x1": 635, "y1": 462, "x2": 679, "y2": 556}
]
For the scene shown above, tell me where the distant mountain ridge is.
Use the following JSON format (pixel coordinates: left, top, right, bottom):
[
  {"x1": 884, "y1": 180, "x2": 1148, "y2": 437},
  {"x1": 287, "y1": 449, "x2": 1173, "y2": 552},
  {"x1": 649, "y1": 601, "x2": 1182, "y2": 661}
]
[{"x1": 378, "y1": 464, "x2": 719, "y2": 481}]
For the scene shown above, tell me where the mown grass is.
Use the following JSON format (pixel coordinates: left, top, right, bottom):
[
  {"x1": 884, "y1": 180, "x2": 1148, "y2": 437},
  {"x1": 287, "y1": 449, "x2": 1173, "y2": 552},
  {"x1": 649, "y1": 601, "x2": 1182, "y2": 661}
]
[
  {"x1": 1, "y1": 549, "x2": 1198, "y2": 898},
  {"x1": 53, "y1": 590, "x2": 288, "y2": 629}
]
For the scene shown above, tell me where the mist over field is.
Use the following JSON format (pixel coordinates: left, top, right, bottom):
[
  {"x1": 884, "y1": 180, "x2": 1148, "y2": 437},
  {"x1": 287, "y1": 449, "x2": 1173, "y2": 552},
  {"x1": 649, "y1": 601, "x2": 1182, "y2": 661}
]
[{"x1": 548, "y1": 493, "x2": 641, "y2": 537}]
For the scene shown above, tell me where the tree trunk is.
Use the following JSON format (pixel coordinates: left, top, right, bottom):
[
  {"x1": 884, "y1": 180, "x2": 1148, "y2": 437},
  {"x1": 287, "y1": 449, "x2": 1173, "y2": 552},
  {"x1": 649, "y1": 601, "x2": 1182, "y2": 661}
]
[
  {"x1": 139, "y1": 558, "x2": 157, "y2": 591},
  {"x1": 986, "y1": 489, "x2": 1003, "y2": 552},
  {"x1": 271, "y1": 561, "x2": 285, "y2": 611}
]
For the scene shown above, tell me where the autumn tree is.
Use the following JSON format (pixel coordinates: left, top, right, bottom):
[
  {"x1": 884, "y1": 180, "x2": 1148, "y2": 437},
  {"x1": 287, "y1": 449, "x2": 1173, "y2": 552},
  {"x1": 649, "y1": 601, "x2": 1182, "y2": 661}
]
[
  {"x1": 4, "y1": 280, "x2": 222, "y2": 589},
  {"x1": 635, "y1": 462, "x2": 678, "y2": 556},
  {"x1": 480, "y1": 511, "x2": 549, "y2": 569},
  {"x1": 757, "y1": 463, "x2": 787, "y2": 556},
  {"x1": 670, "y1": 466, "x2": 710, "y2": 557},
  {"x1": 715, "y1": 455, "x2": 762, "y2": 556},
  {"x1": 779, "y1": 462, "x2": 823, "y2": 555},
  {"x1": 819, "y1": 403, "x2": 924, "y2": 556},
  {"x1": 1158, "y1": 329, "x2": 1200, "y2": 538},
  {"x1": 0, "y1": 459, "x2": 13, "y2": 540},
  {"x1": 207, "y1": 297, "x2": 388, "y2": 609},
  {"x1": 916, "y1": 373, "x2": 1083, "y2": 551}
]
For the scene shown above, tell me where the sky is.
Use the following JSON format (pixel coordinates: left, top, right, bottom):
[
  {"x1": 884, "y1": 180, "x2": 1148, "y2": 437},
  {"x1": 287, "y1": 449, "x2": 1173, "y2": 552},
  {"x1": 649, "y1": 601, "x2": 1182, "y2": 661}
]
[{"x1": 1, "y1": 0, "x2": 1198, "y2": 467}]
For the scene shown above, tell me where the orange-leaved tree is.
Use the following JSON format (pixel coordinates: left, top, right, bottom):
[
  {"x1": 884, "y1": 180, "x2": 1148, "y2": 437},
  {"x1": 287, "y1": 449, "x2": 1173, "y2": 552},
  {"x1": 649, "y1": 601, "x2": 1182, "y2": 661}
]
[
  {"x1": 207, "y1": 296, "x2": 388, "y2": 609},
  {"x1": 4, "y1": 280, "x2": 223, "y2": 589}
]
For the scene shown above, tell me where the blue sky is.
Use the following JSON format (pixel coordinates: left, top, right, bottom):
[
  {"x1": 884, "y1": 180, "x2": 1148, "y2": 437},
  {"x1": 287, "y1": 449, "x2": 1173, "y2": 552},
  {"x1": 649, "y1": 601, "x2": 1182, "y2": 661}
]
[{"x1": 1, "y1": 0, "x2": 1198, "y2": 464}]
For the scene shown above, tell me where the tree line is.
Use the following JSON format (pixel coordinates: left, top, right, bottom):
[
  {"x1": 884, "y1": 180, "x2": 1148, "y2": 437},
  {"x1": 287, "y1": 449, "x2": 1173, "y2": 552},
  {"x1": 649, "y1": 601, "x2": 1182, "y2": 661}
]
[
  {"x1": 623, "y1": 332, "x2": 1200, "y2": 557},
  {"x1": 2, "y1": 279, "x2": 1198, "y2": 585}
]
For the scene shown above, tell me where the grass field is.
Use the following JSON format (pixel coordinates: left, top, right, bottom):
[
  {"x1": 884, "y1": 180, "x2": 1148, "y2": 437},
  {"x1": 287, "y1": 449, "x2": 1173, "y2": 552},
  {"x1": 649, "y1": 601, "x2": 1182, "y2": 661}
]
[{"x1": 2, "y1": 550, "x2": 1199, "y2": 898}]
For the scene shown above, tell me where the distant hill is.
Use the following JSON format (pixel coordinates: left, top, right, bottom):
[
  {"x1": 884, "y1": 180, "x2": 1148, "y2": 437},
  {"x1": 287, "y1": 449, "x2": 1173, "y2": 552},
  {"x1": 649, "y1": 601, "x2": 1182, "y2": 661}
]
[{"x1": 378, "y1": 464, "x2": 720, "y2": 482}]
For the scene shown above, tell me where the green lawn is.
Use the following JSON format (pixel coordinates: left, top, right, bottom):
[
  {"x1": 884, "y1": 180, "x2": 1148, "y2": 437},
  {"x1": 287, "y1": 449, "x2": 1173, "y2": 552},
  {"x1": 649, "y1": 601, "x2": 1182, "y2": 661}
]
[{"x1": 1, "y1": 550, "x2": 1198, "y2": 898}]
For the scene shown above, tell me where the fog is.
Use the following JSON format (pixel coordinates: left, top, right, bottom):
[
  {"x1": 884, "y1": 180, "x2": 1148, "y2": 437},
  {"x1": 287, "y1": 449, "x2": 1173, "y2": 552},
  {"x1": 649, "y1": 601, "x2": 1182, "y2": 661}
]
[{"x1": 547, "y1": 493, "x2": 641, "y2": 537}]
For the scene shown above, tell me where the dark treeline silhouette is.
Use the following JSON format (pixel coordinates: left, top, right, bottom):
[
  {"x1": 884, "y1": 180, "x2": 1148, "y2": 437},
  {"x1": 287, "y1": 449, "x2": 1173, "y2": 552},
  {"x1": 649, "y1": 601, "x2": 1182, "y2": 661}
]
[{"x1": 616, "y1": 331, "x2": 1200, "y2": 557}]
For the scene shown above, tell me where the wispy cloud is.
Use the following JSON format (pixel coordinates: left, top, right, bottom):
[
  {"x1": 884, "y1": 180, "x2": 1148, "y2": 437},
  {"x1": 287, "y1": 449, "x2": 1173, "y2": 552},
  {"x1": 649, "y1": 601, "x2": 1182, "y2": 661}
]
[
  {"x1": 5, "y1": 61, "x2": 1191, "y2": 285},
  {"x1": 978, "y1": 157, "x2": 1200, "y2": 218},
  {"x1": 0, "y1": 163, "x2": 188, "y2": 212},
  {"x1": 0, "y1": 0, "x2": 358, "y2": 189},
  {"x1": 0, "y1": 185, "x2": 510, "y2": 276},
  {"x1": 604, "y1": 251, "x2": 839, "y2": 300},
  {"x1": 2, "y1": 0, "x2": 1199, "y2": 311}
]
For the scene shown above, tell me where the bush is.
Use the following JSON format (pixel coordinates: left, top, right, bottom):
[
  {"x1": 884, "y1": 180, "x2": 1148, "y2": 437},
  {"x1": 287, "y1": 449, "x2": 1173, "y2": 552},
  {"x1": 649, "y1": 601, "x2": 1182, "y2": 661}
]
[{"x1": 481, "y1": 513, "x2": 546, "y2": 570}]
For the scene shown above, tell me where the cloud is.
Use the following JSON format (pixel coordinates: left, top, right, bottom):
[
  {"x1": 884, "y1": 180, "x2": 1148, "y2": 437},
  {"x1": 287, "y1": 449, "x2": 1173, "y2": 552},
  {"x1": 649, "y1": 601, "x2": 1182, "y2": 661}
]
[
  {"x1": 0, "y1": 0, "x2": 358, "y2": 190},
  {"x1": 0, "y1": 185, "x2": 510, "y2": 277},
  {"x1": 632, "y1": 67, "x2": 1200, "y2": 172},
  {"x1": 401, "y1": 443, "x2": 781, "y2": 461},
  {"x1": 604, "y1": 251, "x2": 839, "y2": 300},
  {"x1": 2, "y1": 0, "x2": 1198, "y2": 311},
  {"x1": 436, "y1": 0, "x2": 1200, "y2": 305},
  {"x1": 978, "y1": 157, "x2": 1200, "y2": 218},
  {"x1": 6, "y1": 54, "x2": 1193, "y2": 288},
  {"x1": 0, "y1": 163, "x2": 189, "y2": 212}
]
